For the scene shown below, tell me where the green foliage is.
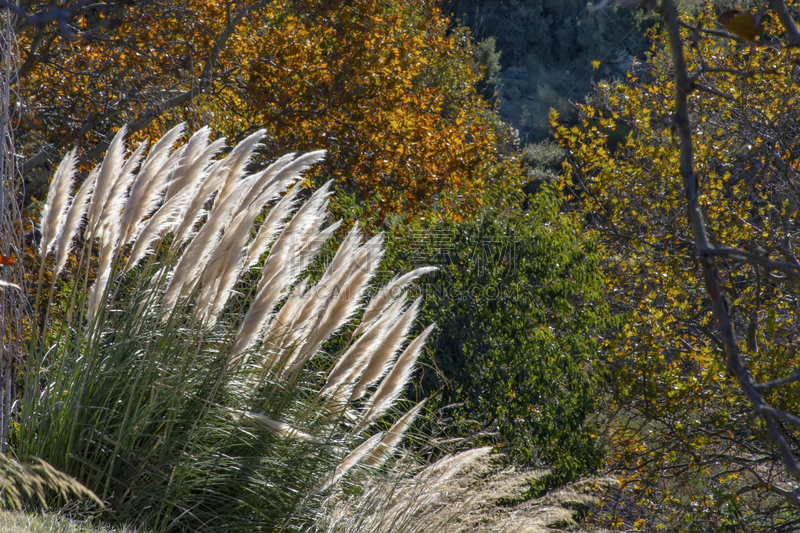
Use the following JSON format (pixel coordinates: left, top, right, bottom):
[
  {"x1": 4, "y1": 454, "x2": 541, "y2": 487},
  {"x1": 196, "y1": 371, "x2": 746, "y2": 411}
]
[
  {"x1": 386, "y1": 187, "x2": 608, "y2": 480},
  {"x1": 473, "y1": 37, "x2": 503, "y2": 102}
]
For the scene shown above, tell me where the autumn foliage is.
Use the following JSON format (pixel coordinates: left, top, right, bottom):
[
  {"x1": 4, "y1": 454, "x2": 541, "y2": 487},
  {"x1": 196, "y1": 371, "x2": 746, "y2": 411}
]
[
  {"x1": 19, "y1": 0, "x2": 514, "y2": 220},
  {"x1": 558, "y1": 7, "x2": 800, "y2": 530}
]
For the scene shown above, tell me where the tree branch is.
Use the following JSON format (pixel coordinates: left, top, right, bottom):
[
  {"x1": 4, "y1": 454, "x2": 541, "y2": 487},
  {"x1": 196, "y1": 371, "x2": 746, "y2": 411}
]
[
  {"x1": 702, "y1": 246, "x2": 800, "y2": 280},
  {"x1": 770, "y1": 0, "x2": 800, "y2": 46},
  {"x1": 755, "y1": 368, "x2": 800, "y2": 391}
]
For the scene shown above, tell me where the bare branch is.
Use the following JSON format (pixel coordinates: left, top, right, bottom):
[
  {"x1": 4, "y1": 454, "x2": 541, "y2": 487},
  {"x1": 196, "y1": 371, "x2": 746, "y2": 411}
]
[
  {"x1": 755, "y1": 368, "x2": 800, "y2": 391},
  {"x1": 694, "y1": 84, "x2": 735, "y2": 100},
  {"x1": 702, "y1": 246, "x2": 800, "y2": 280}
]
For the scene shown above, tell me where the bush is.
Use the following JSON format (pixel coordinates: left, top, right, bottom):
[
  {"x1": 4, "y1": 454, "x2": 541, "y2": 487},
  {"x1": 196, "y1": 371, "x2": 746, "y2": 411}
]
[{"x1": 387, "y1": 187, "x2": 609, "y2": 481}]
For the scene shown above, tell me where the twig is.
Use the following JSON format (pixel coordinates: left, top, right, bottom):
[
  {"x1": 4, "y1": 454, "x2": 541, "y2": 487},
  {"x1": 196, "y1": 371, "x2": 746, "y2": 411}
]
[
  {"x1": 755, "y1": 368, "x2": 800, "y2": 391},
  {"x1": 701, "y1": 246, "x2": 800, "y2": 280}
]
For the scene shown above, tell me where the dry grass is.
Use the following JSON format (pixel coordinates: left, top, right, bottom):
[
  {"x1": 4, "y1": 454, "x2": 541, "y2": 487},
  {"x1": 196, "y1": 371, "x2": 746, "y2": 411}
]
[{"x1": 314, "y1": 447, "x2": 617, "y2": 533}]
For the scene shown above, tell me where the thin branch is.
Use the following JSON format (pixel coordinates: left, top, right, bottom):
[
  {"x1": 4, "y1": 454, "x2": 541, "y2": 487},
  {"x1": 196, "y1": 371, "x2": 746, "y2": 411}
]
[
  {"x1": 761, "y1": 405, "x2": 800, "y2": 432},
  {"x1": 694, "y1": 84, "x2": 735, "y2": 100},
  {"x1": 755, "y1": 368, "x2": 800, "y2": 391},
  {"x1": 701, "y1": 246, "x2": 800, "y2": 280}
]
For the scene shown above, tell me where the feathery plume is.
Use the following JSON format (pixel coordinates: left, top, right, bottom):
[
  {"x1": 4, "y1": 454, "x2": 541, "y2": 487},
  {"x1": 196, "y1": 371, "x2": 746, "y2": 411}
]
[
  {"x1": 292, "y1": 233, "x2": 384, "y2": 367},
  {"x1": 242, "y1": 182, "x2": 303, "y2": 271},
  {"x1": 241, "y1": 412, "x2": 320, "y2": 443},
  {"x1": 356, "y1": 323, "x2": 435, "y2": 431},
  {"x1": 211, "y1": 130, "x2": 265, "y2": 214},
  {"x1": 240, "y1": 152, "x2": 297, "y2": 206},
  {"x1": 164, "y1": 126, "x2": 212, "y2": 200},
  {"x1": 161, "y1": 173, "x2": 255, "y2": 315},
  {"x1": 317, "y1": 432, "x2": 385, "y2": 492},
  {"x1": 196, "y1": 154, "x2": 325, "y2": 322},
  {"x1": 85, "y1": 126, "x2": 128, "y2": 241},
  {"x1": 362, "y1": 399, "x2": 427, "y2": 468},
  {"x1": 39, "y1": 148, "x2": 77, "y2": 257},
  {"x1": 86, "y1": 240, "x2": 116, "y2": 324},
  {"x1": 350, "y1": 297, "x2": 421, "y2": 400},
  {"x1": 243, "y1": 150, "x2": 326, "y2": 210},
  {"x1": 169, "y1": 138, "x2": 228, "y2": 247},
  {"x1": 119, "y1": 123, "x2": 186, "y2": 244},
  {"x1": 354, "y1": 266, "x2": 437, "y2": 336},
  {"x1": 123, "y1": 177, "x2": 196, "y2": 273},
  {"x1": 94, "y1": 140, "x2": 148, "y2": 244},
  {"x1": 322, "y1": 295, "x2": 407, "y2": 396},
  {"x1": 53, "y1": 167, "x2": 98, "y2": 275},
  {"x1": 229, "y1": 194, "x2": 331, "y2": 359}
]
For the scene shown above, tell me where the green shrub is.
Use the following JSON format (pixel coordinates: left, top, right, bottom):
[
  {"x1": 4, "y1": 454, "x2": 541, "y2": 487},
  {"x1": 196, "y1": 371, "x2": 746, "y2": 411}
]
[{"x1": 388, "y1": 187, "x2": 608, "y2": 481}]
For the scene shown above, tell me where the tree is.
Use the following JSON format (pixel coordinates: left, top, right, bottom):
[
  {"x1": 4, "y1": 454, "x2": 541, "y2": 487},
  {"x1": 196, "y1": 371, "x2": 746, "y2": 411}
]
[
  {"x1": 14, "y1": 0, "x2": 515, "y2": 221},
  {"x1": 560, "y1": 1, "x2": 800, "y2": 529}
]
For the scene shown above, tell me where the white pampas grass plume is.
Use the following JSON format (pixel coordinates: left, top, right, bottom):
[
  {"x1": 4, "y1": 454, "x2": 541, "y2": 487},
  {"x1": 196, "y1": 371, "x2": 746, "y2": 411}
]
[
  {"x1": 53, "y1": 167, "x2": 98, "y2": 275},
  {"x1": 243, "y1": 150, "x2": 326, "y2": 210},
  {"x1": 123, "y1": 178, "x2": 194, "y2": 273},
  {"x1": 254, "y1": 182, "x2": 333, "y2": 294},
  {"x1": 274, "y1": 222, "x2": 363, "y2": 354},
  {"x1": 39, "y1": 148, "x2": 77, "y2": 257},
  {"x1": 356, "y1": 323, "x2": 435, "y2": 431},
  {"x1": 262, "y1": 276, "x2": 311, "y2": 355},
  {"x1": 425, "y1": 447, "x2": 493, "y2": 488},
  {"x1": 241, "y1": 412, "x2": 320, "y2": 443},
  {"x1": 211, "y1": 130, "x2": 265, "y2": 214},
  {"x1": 169, "y1": 138, "x2": 228, "y2": 247},
  {"x1": 350, "y1": 297, "x2": 421, "y2": 400},
  {"x1": 317, "y1": 432, "x2": 385, "y2": 492},
  {"x1": 85, "y1": 126, "x2": 128, "y2": 241},
  {"x1": 229, "y1": 192, "x2": 332, "y2": 359},
  {"x1": 86, "y1": 240, "x2": 116, "y2": 324},
  {"x1": 322, "y1": 295, "x2": 407, "y2": 397},
  {"x1": 354, "y1": 266, "x2": 437, "y2": 336},
  {"x1": 162, "y1": 173, "x2": 254, "y2": 315},
  {"x1": 289, "y1": 233, "x2": 384, "y2": 371},
  {"x1": 94, "y1": 140, "x2": 148, "y2": 244},
  {"x1": 164, "y1": 126, "x2": 212, "y2": 200},
  {"x1": 278, "y1": 222, "x2": 362, "y2": 349},
  {"x1": 362, "y1": 399, "x2": 426, "y2": 468},
  {"x1": 242, "y1": 182, "x2": 303, "y2": 271},
  {"x1": 119, "y1": 123, "x2": 186, "y2": 245},
  {"x1": 196, "y1": 154, "x2": 325, "y2": 323},
  {"x1": 240, "y1": 152, "x2": 296, "y2": 207}
]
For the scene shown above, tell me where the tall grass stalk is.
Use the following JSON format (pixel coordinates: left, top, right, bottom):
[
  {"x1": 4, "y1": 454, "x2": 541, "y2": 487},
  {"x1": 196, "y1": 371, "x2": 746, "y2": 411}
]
[{"x1": 21, "y1": 125, "x2": 435, "y2": 532}]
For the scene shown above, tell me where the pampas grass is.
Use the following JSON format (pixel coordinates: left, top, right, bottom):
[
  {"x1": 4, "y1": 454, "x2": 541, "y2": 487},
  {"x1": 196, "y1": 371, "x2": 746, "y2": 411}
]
[
  {"x1": 53, "y1": 168, "x2": 97, "y2": 275},
  {"x1": 23, "y1": 125, "x2": 437, "y2": 532},
  {"x1": 38, "y1": 149, "x2": 77, "y2": 258}
]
